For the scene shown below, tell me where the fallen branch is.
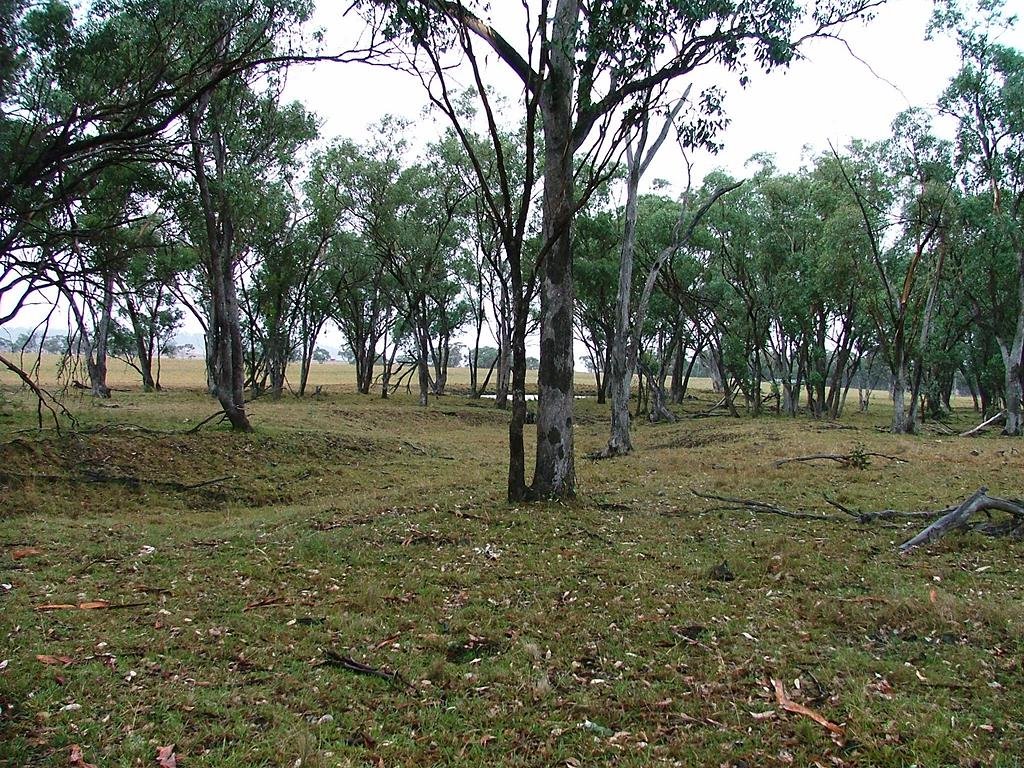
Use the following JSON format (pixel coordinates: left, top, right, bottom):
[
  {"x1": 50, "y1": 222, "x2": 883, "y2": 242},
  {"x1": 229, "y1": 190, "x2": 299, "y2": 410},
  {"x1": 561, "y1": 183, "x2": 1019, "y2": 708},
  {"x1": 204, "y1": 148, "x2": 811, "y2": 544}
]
[
  {"x1": 400, "y1": 440, "x2": 454, "y2": 460},
  {"x1": 899, "y1": 487, "x2": 1024, "y2": 553},
  {"x1": 823, "y1": 495, "x2": 953, "y2": 524},
  {"x1": 0, "y1": 469, "x2": 234, "y2": 493},
  {"x1": 0, "y1": 352, "x2": 77, "y2": 434},
  {"x1": 691, "y1": 490, "x2": 839, "y2": 521},
  {"x1": 35, "y1": 600, "x2": 148, "y2": 611},
  {"x1": 186, "y1": 409, "x2": 228, "y2": 434},
  {"x1": 773, "y1": 451, "x2": 906, "y2": 469},
  {"x1": 689, "y1": 488, "x2": 1024, "y2": 550},
  {"x1": 960, "y1": 411, "x2": 1006, "y2": 438}
]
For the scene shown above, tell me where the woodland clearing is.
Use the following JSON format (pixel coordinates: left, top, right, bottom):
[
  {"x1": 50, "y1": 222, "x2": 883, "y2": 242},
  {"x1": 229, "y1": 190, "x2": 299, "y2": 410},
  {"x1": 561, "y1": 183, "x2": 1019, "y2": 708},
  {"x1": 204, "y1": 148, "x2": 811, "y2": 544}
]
[{"x1": 0, "y1": 361, "x2": 1022, "y2": 767}]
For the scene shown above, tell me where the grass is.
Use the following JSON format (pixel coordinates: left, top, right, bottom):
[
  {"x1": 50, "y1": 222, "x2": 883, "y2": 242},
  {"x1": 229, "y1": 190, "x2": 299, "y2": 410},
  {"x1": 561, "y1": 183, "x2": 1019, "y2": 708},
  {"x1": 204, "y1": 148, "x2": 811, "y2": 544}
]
[{"x1": 1, "y1": 359, "x2": 1023, "y2": 767}]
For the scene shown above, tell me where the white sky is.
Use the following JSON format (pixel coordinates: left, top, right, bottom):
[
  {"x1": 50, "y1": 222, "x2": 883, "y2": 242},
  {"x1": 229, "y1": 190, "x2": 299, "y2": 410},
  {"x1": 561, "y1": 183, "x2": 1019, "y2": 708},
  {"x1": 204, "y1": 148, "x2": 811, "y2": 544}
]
[{"x1": 284, "y1": 0, "x2": 1023, "y2": 183}]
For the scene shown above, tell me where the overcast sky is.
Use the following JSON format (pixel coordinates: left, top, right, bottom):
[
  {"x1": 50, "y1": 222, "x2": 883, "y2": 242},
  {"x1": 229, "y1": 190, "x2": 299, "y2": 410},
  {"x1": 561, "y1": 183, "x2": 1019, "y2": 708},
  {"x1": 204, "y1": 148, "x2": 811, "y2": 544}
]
[{"x1": 283, "y1": 0, "x2": 1024, "y2": 187}]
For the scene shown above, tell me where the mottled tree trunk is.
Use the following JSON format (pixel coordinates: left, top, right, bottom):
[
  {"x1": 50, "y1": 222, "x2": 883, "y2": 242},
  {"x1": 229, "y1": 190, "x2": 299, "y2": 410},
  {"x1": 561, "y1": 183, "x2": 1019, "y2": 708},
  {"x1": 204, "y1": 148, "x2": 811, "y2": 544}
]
[
  {"x1": 189, "y1": 105, "x2": 251, "y2": 432},
  {"x1": 122, "y1": 295, "x2": 157, "y2": 392},
  {"x1": 417, "y1": 330, "x2": 430, "y2": 407},
  {"x1": 603, "y1": 143, "x2": 641, "y2": 456},
  {"x1": 209, "y1": 249, "x2": 252, "y2": 431},
  {"x1": 267, "y1": 342, "x2": 287, "y2": 399},
  {"x1": 999, "y1": 248, "x2": 1024, "y2": 435},
  {"x1": 891, "y1": 357, "x2": 911, "y2": 434},
  {"x1": 530, "y1": 0, "x2": 577, "y2": 498},
  {"x1": 495, "y1": 288, "x2": 512, "y2": 409},
  {"x1": 86, "y1": 273, "x2": 114, "y2": 398},
  {"x1": 998, "y1": 339, "x2": 1024, "y2": 436}
]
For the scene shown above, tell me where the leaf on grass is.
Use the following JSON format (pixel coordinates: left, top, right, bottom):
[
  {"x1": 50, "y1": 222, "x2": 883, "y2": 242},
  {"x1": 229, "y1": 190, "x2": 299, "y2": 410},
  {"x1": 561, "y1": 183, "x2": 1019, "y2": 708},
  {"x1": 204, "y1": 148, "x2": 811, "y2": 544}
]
[
  {"x1": 78, "y1": 601, "x2": 111, "y2": 610},
  {"x1": 243, "y1": 596, "x2": 287, "y2": 611},
  {"x1": 69, "y1": 745, "x2": 97, "y2": 768},
  {"x1": 372, "y1": 632, "x2": 402, "y2": 651},
  {"x1": 12, "y1": 547, "x2": 42, "y2": 559},
  {"x1": 37, "y1": 654, "x2": 75, "y2": 667},
  {"x1": 772, "y1": 678, "x2": 844, "y2": 737},
  {"x1": 156, "y1": 744, "x2": 177, "y2": 768},
  {"x1": 36, "y1": 601, "x2": 111, "y2": 612}
]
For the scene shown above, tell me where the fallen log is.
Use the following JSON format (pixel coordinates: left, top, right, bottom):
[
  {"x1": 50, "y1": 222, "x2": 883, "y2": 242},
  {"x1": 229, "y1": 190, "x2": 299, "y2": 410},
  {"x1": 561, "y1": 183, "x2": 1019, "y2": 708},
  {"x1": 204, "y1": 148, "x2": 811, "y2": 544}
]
[
  {"x1": 960, "y1": 411, "x2": 1006, "y2": 438},
  {"x1": 321, "y1": 649, "x2": 410, "y2": 689},
  {"x1": 899, "y1": 487, "x2": 1024, "y2": 553}
]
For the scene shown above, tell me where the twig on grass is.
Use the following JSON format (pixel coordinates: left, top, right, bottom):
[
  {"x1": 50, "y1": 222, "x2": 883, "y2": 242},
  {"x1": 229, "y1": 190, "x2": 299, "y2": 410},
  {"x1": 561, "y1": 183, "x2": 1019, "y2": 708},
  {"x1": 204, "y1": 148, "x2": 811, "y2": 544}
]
[{"x1": 321, "y1": 649, "x2": 411, "y2": 689}]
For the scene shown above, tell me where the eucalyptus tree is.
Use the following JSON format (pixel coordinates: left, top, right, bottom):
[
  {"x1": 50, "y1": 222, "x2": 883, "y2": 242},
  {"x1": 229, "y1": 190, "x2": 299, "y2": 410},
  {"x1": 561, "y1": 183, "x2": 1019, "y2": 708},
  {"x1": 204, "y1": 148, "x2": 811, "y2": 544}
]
[
  {"x1": 386, "y1": 160, "x2": 472, "y2": 403},
  {"x1": 835, "y1": 120, "x2": 954, "y2": 434},
  {"x1": 306, "y1": 145, "x2": 393, "y2": 396},
  {"x1": 574, "y1": 207, "x2": 620, "y2": 402},
  {"x1": 360, "y1": 0, "x2": 881, "y2": 499},
  {"x1": 934, "y1": 0, "x2": 1024, "y2": 433},
  {"x1": 0, "y1": 0, "x2": 322, "y2": 344},
  {"x1": 236, "y1": 178, "x2": 322, "y2": 398},
  {"x1": 751, "y1": 156, "x2": 873, "y2": 419},
  {"x1": 58, "y1": 163, "x2": 168, "y2": 397},
  {"x1": 316, "y1": 125, "x2": 472, "y2": 405},
  {"x1": 174, "y1": 44, "x2": 316, "y2": 428},
  {"x1": 436, "y1": 123, "x2": 533, "y2": 404}
]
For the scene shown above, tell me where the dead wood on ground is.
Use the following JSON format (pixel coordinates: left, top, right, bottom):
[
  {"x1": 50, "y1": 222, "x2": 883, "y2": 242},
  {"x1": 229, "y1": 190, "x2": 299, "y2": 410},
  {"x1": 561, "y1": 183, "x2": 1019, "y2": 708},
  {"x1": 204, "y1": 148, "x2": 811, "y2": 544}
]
[
  {"x1": 772, "y1": 451, "x2": 906, "y2": 469},
  {"x1": 691, "y1": 488, "x2": 1024, "y2": 551},
  {"x1": 690, "y1": 490, "x2": 840, "y2": 521},
  {"x1": 899, "y1": 487, "x2": 1024, "y2": 553},
  {"x1": 960, "y1": 411, "x2": 1006, "y2": 437}
]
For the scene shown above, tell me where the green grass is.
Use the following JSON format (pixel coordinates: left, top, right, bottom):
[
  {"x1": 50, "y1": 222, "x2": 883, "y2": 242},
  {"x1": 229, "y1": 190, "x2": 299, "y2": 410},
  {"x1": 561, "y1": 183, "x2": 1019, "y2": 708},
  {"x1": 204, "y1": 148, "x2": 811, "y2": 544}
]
[{"x1": 1, "y1": 376, "x2": 1023, "y2": 767}]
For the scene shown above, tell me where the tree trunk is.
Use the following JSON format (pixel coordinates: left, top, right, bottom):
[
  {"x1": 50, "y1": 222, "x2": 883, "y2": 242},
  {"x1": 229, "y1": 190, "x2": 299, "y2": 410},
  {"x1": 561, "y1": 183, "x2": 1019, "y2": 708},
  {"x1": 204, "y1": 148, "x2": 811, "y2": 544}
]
[
  {"x1": 679, "y1": 340, "x2": 702, "y2": 404},
  {"x1": 86, "y1": 272, "x2": 114, "y2": 398},
  {"x1": 122, "y1": 295, "x2": 157, "y2": 392},
  {"x1": 603, "y1": 140, "x2": 642, "y2": 456},
  {"x1": 891, "y1": 357, "x2": 911, "y2": 434},
  {"x1": 189, "y1": 104, "x2": 251, "y2": 432},
  {"x1": 507, "y1": 295, "x2": 529, "y2": 501},
  {"x1": 417, "y1": 329, "x2": 430, "y2": 407},
  {"x1": 999, "y1": 341, "x2": 1023, "y2": 435},
  {"x1": 531, "y1": 0, "x2": 578, "y2": 499},
  {"x1": 495, "y1": 287, "x2": 512, "y2": 408},
  {"x1": 641, "y1": 359, "x2": 675, "y2": 423},
  {"x1": 708, "y1": 348, "x2": 724, "y2": 393},
  {"x1": 209, "y1": 251, "x2": 252, "y2": 430},
  {"x1": 670, "y1": 343, "x2": 685, "y2": 404}
]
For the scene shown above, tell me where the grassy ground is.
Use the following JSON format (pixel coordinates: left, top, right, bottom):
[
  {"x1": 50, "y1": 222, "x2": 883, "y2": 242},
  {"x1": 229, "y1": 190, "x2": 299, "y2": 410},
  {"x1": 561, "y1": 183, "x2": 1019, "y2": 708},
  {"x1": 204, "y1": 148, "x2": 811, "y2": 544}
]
[{"x1": 1, "y1": 360, "x2": 1022, "y2": 767}]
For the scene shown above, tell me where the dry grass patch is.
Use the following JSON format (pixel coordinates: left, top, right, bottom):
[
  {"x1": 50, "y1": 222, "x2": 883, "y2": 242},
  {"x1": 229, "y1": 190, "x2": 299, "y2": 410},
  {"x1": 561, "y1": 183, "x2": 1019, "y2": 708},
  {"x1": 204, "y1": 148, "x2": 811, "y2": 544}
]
[{"x1": 1, "y1": 381, "x2": 1023, "y2": 767}]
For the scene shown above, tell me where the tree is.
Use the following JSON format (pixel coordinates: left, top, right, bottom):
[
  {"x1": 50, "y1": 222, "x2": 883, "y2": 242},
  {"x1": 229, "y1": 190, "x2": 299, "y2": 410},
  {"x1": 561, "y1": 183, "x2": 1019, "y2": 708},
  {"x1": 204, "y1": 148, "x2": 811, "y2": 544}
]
[
  {"x1": 173, "y1": 25, "x2": 316, "y2": 427},
  {"x1": 361, "y1": 0, "x2": 882, "y2": 499},
  {"x1": 835, "y1": 122, "x2": 953, "y2": 434},
  {"x1": 933, "y1": 0, "x2": 1024, "y2": 434},
  {"x1": 1, "y1": 0, "x2": 320, "y2": 341},
  {"x1": 306, "y1": 145, "x2": 394, "y2": 396}
]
